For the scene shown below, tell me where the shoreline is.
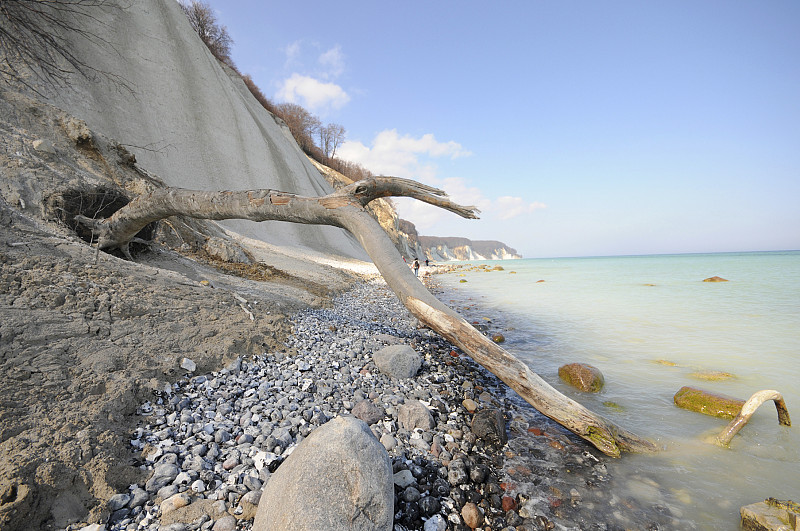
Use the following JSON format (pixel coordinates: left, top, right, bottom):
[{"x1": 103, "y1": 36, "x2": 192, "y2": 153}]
[
  {"x1": 86, "y1": 269, "x2": 686, "y2": 531},
  {"x1": 56, "y1": 268, "x2": 686, "y2": 531}
]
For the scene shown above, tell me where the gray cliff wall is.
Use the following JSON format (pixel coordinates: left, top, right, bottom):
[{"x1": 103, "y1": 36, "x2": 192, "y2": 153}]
[{"x1": 39, "y1": 0, "x2": 367, "y2": 260}]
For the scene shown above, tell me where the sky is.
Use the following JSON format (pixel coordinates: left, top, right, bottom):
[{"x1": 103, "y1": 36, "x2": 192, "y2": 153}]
[{"x1": 204, "y1": 0, "x2": 800, "y2": 258}]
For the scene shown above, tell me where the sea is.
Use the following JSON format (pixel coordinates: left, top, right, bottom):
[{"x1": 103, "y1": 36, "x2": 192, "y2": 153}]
[{"x1": 434, "y1": 250, "x2": 800, "y2": 529}]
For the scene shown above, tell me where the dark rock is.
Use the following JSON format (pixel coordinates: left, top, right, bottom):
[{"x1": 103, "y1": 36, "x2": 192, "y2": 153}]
[
  {"x1": 419, "y1": 496, "x2": 440, "y2": 516},
  {"x1": 469, "y1": 464, "x2": 489, "y2": 484},
  {"x1": 470, "y1": 408, "x2": 507, "y2": 447},
  {"x1": 448, "y1": 460, "x2": 469, "y2": 486},
  {"x1": 558, "y1": 363, "x2": 605, "y2": 392},
  {"x1": 253, "y1": 416, "x2": 393, "y2": 530},
  {"x1": 403, "y1": 486, "x2": 421, "y2": 502}
]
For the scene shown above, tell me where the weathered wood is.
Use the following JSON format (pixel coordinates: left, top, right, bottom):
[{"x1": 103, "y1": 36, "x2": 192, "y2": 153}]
[
  {"x1": 75, "y1": 176, "x2": 657, "y2": 456},
  {"x1": 715, "y1": 390, "x2": 791, "y2": 447}
]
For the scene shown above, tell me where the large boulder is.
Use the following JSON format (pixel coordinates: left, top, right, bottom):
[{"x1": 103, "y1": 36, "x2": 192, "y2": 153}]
[
  {"x1": 253, "y1": 416, "x2": 393, "y2": 530},
  {"x1": 373, "y1": 345, "x2": 422, "y2": 379},
  {"x1": 558, "y1": 363, "x2": 605, "y2": 393},
  {"x1": 673, "y1": 386, "x2": 745, "y2": 419}
]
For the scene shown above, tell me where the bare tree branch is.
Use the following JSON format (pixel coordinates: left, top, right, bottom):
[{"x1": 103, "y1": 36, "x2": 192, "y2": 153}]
[{"x1": 74, "y1": 176, "x2": 657, "y2": 456}]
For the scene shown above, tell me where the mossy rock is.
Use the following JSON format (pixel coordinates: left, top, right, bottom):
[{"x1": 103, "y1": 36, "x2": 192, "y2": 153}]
[
  {"x1": 690, "y1": 370, "x2": 736, "y2": 381},
  {"x1": 491, "y1": 333, "x2": 505, "y2": 343},
  {"x1": 558, "y1": 363, "x2": 605, "y2": 393},
  {"x1": 654, "y1": 359, "x2": 678, "y2": 366},
  {"x1": 673, "y1": 386, "x2": 744, "y2": 419}
]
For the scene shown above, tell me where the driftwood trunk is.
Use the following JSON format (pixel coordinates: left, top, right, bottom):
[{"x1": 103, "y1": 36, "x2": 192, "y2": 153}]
[{"x1": 76, "y1": 177, "x2": 657, "y2": 456}]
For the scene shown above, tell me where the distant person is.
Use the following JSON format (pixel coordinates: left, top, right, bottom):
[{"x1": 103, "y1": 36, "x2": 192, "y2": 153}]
[
  {"x1": 412, "y1": 258, "x2": 420, "y2": 277},
  {"x1": 425, "y1": 258, "x2": 429, "y2": 266}
]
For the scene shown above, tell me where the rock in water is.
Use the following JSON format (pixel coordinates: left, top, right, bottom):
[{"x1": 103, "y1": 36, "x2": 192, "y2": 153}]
[
  {"x1": 673, "y1": 386, "x2": 745, "y2": 419},
  {"x1": 373, "y1": 345, "x2": 422, "y2": 379},
  {"x1": 740, "y1": 498, "x2": 800, "y2": 531},
  {"x1": 703, "y1": 276, "x2": 729, "y2": 282},
  {"x1": 558, "y1": 363, "x2": 605, "y2": 392},
  {"x1": 253, "y1": 416, "x2": 393, "y2": 530}
]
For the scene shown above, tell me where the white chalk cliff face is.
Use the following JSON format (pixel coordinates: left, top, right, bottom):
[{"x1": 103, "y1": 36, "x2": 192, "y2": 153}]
[{"x1": 43, "y1": 0, "x2": 368, "y2": 260}]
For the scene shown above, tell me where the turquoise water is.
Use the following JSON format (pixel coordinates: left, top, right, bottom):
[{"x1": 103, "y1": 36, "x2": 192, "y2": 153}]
[{"x1": 436, "y1": 251, "x2": 800, "y2": 529}]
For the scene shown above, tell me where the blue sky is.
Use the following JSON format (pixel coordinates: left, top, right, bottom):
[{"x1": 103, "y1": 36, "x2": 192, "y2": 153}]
[{"x1": 206, "y1": 0, "x2": 800, "y2": 258}]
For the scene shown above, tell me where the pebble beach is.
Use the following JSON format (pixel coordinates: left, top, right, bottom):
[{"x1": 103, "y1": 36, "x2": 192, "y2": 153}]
[{"x1": 87, "y1": 270, "x2": 688, "y2": 531}]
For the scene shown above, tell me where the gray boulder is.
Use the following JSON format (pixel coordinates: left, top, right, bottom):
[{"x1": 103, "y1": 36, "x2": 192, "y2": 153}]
[
  {"x1": 253, "y1": 416, "x2": 393, "y2": 530},
  {"x1": 144, "y1": 463, "x2": 179, "y2": 492},
  {"x1": 373, "y1": 345, "x2": 421, "y2": 379},
  {"x1": 398, "y1": 400, "x2": 434, "y2": 431}
]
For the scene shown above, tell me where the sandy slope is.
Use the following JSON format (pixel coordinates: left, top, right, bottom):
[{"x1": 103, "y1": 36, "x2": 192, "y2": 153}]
[{"x1": 0, "y1": 83, "x2": 370, "y2": 529}]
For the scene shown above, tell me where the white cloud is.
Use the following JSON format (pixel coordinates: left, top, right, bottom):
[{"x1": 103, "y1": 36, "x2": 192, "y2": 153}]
[
  {"x1": 338, "y1": 129, "x2": 470, "y2": 176},
  {"x1": 494, "y1": 196, "x2": 547, "y2": 220},
  {"x1": 318, "y1": 46, "x2": 345, "y2": 78},
  {"x1": 338, "y1": 129, "x2": 544, "y2": 236},
  {"x1": 283, "y1": 41, "x2": 302, "y2": 68},
  {"x1": 276, "y1": 73, "x2": 350, "y2": 112}
]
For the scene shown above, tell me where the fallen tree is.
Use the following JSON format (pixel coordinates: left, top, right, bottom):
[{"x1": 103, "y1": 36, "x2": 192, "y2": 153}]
[{"x1": 76, "y1": 176, "x2": 658, "y2": 456}]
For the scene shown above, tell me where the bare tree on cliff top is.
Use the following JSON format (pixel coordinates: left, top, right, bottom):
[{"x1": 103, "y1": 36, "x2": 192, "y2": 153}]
[
  {"x1": 0, "y1": 0, "x2": 129, "y2": 95},
  {"x1": 76, "y1": 176, "x2": 659, "y2": 457},
  {"x1": 179, "y1": 0, "x2": 234, "y2": 65}
]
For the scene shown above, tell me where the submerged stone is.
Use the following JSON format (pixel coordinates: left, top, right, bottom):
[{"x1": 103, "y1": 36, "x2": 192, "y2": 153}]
[
  {"x1": 690, "y1": 370, "x2": 736, "y2": 381},
  {"x1": 740, "y1": 498, "x2": 800, "y2": 531},
  {"x1": 558, "y1": 363, "x2": 605, "y2": 393},
  {"x1": 703, "y1": 276, "x2": 729, "y2": 282},
  {"x1": 673, "y1": 386, "x2": 745, "y2": 419}
]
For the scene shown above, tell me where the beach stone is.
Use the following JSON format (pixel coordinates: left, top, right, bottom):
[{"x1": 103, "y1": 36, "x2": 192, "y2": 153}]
[
  {"x1": 145, "y1": 463, "x2": 180, "y2": 492},
  {"x1": 461, "y1": 501, "x2": 484, "y2": 529},
  {"x1": 213, "y1": 515, "x2": 238, "y2": 531},
  {"x1": 373, "y1": 345, "x2": 421, "y2": 379},
  {"x1": 352, "y1": 399, "x2": 385, "y2": 425},
  {"x1": 471, "y1": 408, "x2": 507, "y2": 447},
  {"x1": 740, "y1": 498, "x2": 800, "y2": 531},
  {"x1": 380, "y1": 433, "x2": 397, "y2": 451},
  {"x1": 448, "y1": 459, "x2": 469, "y2": 486},
  {"x1": 393, "y1": 469, "x2": 415, "y2": 488},
  {"x1": 180, "y1": 357, "x2": 197, "y2": 373},
  {"x1": 203, "y1": 236, "x2": 251, "y2": 263},
  {"x1": 398, "y1": 400, "x2": 434, "y2": 431},
  {"x1": 129, "y1": 487, "x2": 149, "y2": 508},
  {"x1": 558, "y1": 363, "x2": 605, "y2": 392},
  {"x1": 424, "y1": 513, "x2": 447, "y2": 531},
  {"x1": 673, "y1": 386, "x2": 745, "y2": 419},
  {"x1": 108, "y1": 493, "x2": 130, "y2": 511},
  {"x1": 253, "y1": 416, "x2": 393, "y2": 530},
  {"x1": 462, "y1": 398, "x2": 478, "y2": 413},
  {"x1": 160, "y1": 492, "x2": 192, "y2": 516},
  {"x1": 491, "y1": 333, "x2": 505, "y2": 343}
]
